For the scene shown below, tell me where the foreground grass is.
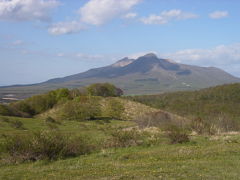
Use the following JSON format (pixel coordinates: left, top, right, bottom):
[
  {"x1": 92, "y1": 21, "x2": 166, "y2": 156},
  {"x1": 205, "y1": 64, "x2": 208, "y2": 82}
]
[
  {"x1": 1, "y1": 134, "x2": 240, "y2": 180},
  {"x1": 0, "y1": 115, "x2": 134, "y2": 140},
  {"x1": 1, "y1": 115, "x2": 240, "y2": 179}
]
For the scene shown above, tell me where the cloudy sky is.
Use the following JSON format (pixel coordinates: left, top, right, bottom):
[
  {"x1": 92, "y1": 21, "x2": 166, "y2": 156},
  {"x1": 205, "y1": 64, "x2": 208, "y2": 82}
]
[{"x1": 0, "y1": 0, "x2": 240, "y2": 85}]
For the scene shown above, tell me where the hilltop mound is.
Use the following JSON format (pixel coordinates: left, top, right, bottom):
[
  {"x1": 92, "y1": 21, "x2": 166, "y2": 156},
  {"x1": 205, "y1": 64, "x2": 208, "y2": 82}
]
[{"x1": 39, "y1": 97, "x2": 159, "y2": 121}]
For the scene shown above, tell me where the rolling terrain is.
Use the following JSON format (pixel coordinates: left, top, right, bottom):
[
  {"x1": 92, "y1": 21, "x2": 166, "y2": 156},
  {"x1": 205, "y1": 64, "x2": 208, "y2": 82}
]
[{"x1": 1, "y1": 83, "x2": 240, "y2": 179}]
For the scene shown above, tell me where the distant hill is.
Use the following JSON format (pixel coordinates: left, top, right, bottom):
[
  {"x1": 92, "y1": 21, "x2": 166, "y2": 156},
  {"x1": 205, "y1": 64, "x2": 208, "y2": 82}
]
[
  {"x1": 1, "y1": 53, "x2": 240, "y2": 100},
  {"x1": 127, "y1": 83, "x2": 240, "y2": 125}
]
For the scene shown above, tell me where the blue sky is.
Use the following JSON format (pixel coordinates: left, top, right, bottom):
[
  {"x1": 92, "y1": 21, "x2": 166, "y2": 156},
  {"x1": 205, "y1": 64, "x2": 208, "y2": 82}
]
[{"x1": 0, "y1": 0, "x2": 240, "y2": 85}]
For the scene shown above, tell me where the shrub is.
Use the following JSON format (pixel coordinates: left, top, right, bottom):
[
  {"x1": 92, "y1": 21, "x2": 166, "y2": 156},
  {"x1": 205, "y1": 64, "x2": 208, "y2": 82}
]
[
  {"x1": 106, "y1": 129, "x2": 143, "y2": 148},
  {"x1": 165, "y1": 125, "x2": 190, "y2": 144},
  {"x1": 59, "y1": 96, "x2": 101, "y2": 121},
  {"x1": 45, "y1": 116, "x2": 58, "y2": 124},
  {"x1": 0, "y1": 104, "x2": 13, "y2": 116},
  {"x1": 87, "y1": 83, "x2": 123, "y2": 97},
  {"x1": 102, "y1": 98, "x2": 125, "y2": 119},
  {"x1": 9, "y1": 120, "x2": 25, "y2": 130},
  {"x1": 0, "y1": 131, "x2": 96, "y2": 163},
  {"x1": 135, "y1": 111, "x2": 189, "y2": 129},
  {"x1": 9, "y1": 88, "x2": 71, "y2": 117},
  {"x1": 46, "y1": 122, "x2": 59, "y2": 130},
  {"x1": 190, "y1": 115, "x2": 240, "y2": 135},
  {"x1": 190, "y1": 117, "x2": 217, "y2": 135},
  {"x1": 214, "y1": 114, "x2": 240, "y2": 132}
]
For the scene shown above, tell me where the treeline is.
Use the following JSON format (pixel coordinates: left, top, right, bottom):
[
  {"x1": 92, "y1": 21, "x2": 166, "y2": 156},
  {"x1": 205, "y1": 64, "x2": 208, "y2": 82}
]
[{"x1": 0, "y1": 83, "x2": 123, "y2": 118}]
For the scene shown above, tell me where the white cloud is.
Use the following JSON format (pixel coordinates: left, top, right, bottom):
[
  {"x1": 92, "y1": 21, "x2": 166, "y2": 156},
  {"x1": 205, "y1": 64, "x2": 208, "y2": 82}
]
[
  {"x1": 141, "y1": 9, "x2": 198, "y2": 25},
  {"x1": 48, "y1": 21, "x2": 86, "y2": 35},
  {"x1": 48, "y1": 0, "x2": 141, "y2": 35},
  {"x1": 0, "y1": 0, "x2": 59, "y2": 22},
  {"x1": 124, "y1": 12, "x2": 138, "y2": 19},
  {"x1": 164, "y1": 43, "x2": 240, "y2": 68},
  {"x1": 79, "y1": 0, "x2": 141, "y2": 25},
  {"x1": 209, "y1": 11, "x2": 229, "y2": 19}
]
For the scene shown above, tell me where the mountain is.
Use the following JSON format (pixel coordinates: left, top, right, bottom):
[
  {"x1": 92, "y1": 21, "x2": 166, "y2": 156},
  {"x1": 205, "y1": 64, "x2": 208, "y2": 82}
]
[{"x1": 0, "y1": 53, "x2": 240, "y2": 100}]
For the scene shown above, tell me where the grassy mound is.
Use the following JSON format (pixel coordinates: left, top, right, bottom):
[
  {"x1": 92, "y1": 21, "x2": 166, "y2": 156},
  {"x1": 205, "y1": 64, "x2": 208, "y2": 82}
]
[{"x1": 38, "y1": 97, "x2": 159, "y2": 121}]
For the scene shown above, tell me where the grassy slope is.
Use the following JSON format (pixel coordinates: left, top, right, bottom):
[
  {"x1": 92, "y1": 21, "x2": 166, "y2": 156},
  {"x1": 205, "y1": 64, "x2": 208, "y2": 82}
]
[
  {"x1": 0, "y1": 115, "x2": 134, "y2": 143},
  {"x1": 39, "y1": 97, "x2": 159, "y2": 121},
  {"x1": 1, "y1": 134, "x2": 240, "y2": 179}
]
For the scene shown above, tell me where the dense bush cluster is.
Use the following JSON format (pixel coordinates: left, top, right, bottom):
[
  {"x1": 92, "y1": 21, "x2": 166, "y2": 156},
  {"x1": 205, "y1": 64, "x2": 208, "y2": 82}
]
[
  {"x1": 106, "y1": 129, "x2": 143, "y2": 148},
  {"x1": 87, "y1": 83, "x2": 123, "y2": 97},
  {"x1": 165, "y1": 125, "x2": 190, "y2": 144},
  {"x1": 0, "y1": 83, "x2": 124, "y2": 118},
  {"x1": 0, "y1": 131, "x2": 96, "y2": 163},
  {"x1": 9, "y1": 88, "x2": 71, "y2": 116},
  {"x1": 102, "y1": 98, "x2": 125, "y2": 120},
  {"x1": 58, "y1": 96, "x2": 102, "y2": 121}
]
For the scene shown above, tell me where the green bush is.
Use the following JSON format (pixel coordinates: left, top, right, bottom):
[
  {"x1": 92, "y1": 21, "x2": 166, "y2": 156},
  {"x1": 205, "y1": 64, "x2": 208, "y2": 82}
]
[
  {"x1": 9, "y1": 120, "x2": 25, "y2": 130},
  {"x1": 59, "y1": 96, "x2": 101, "y2": 121},
  {"x1": 0, "y1": 131, "x2": 96, "y2": 163},
  {"x1": 102, "y1": 98, "x2": 125, "y2": 119},
  {"x1": 45, "y1": 116, "x2": 58, "y2": 124},
  {"x1": 165, "y1": 125, "x2": 190, "y2": 144},
  {"x1": 9, "y1": 88, "x2": 71, "y2": 117},
  {"x1": 106, "y1": 129, "x2": 143, "y2": 148},
  {"x1": 87, "y1": 83, "x2": 123, "y2": 97},
  {"x1": 0, "y1": 105, "x2": 12, "y2": 116}
]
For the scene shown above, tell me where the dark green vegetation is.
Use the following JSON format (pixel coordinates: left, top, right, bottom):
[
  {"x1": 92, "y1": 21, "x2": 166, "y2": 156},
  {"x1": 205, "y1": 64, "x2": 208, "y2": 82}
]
[
  {"x1": 1, "y1": 53, "x2": 239, "y2": 101},
  {"x1": 128, "y1": 83, "x2": 240, "y2": 133},
  {"x1": 1, "y1": 83, "x2": 240, "y2": 179},
  {"x1": 0, "y1": 83, "x2": 123, "y2": 118}
]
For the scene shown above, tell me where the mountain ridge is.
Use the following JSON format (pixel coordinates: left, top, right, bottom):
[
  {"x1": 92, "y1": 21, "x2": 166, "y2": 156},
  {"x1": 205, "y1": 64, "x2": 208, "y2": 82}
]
[{"x1": 0, "y1": 53, "x2": 240, "y2": 100}]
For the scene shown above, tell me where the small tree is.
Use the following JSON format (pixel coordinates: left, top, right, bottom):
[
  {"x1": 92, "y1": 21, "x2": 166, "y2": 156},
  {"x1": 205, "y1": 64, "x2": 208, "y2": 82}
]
[
  {"x1": 87, "y1": 83, "x2": 123, "y2": 97},
  {"x1": 59, "y1": 96, "x2": 102, "y2": 121}
]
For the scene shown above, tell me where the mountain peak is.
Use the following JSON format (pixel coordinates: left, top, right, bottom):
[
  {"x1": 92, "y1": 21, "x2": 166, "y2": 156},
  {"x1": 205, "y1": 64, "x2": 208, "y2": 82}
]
[
  {"x1": 111, "y1": 57, "x2": 134, "y2": 67},
  {"x1": 142, "y1": 53, "x2": 158, "y2": 58}
]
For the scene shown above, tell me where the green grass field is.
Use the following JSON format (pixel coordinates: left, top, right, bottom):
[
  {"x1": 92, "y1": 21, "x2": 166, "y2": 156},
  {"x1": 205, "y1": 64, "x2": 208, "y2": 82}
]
[
  {"x1": 1, "y1": 135, "x2": 240, "y2": 179},
  {"x1": 1, "y1": 115, "x2": 240, "y2": 180}
]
